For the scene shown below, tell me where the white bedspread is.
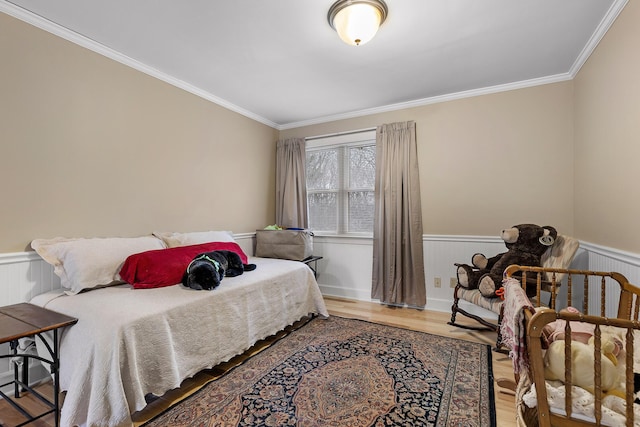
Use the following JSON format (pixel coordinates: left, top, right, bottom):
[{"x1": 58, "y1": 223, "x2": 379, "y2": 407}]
[{"x1": 30, "y1": 257, "x2": 328, "y2": 427}]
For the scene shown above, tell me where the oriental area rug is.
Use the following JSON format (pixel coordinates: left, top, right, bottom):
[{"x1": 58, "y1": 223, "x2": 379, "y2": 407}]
[{"x1": 144, "y1": 316, "x2": 496, "y2": 427}]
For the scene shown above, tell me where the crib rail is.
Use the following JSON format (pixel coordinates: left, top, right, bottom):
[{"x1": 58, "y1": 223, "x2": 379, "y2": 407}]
[
  {"x1": 504, "y1": 265, "x2": 640, "y2": 320},
  {"x1": 505, "y1": 265, "x2": 640, "y2": 427}
]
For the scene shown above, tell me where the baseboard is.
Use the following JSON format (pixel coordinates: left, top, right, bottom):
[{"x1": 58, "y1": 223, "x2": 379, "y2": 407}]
[
  {"x1": 320, "y1": 290, "x2": 499, "y2": 321},
  {"x1": 318, "y1": 283, "x2": 372, "y2": 302}
]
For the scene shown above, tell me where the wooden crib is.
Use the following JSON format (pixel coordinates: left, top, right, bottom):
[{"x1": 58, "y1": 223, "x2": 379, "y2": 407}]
[{"x1": 504, "y1": 265, "x2": 640, "y2": 427}]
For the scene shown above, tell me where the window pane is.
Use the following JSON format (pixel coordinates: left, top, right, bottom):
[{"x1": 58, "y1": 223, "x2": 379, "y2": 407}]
[
  {"x1": 348, "y1": 191, "x2": 374, "y2": 232},
  {"x1": 308, "y1": 192, "x2": 338, "y2": 232},
  {"x1": 349, "y1": 145, "x2": 375, "y2": 189},
  {"x1": 305, "y1": 133, "x2": 375, "y2": 234},
  {"x1": 306, "y1": 149, "x2": 338, "y2": 190}
]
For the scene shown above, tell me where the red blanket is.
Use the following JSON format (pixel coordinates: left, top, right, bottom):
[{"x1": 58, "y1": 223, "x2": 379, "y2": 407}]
[{"x1": 120, "y1": 241, "x2": 248, "y2": 289}]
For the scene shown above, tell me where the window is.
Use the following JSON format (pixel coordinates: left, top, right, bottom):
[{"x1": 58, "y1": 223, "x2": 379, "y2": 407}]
[{"x1": 306, "y1": 130, "x2": 376, "y2": 234}]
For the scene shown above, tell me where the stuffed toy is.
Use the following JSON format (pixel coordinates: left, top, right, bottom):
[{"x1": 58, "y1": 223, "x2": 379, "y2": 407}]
[
  {"x1": 456, "y1": 223, "x2": 558, "y2": 298},
  {"x1": 543, "y1": 314, "x2": 625, "y2": 397},
  {"x1": 545, "y1": 337, "x2": 623, "y2": 395},
  {"x1": 541, "y1": 306, "x2": 595, "y2": 345}
]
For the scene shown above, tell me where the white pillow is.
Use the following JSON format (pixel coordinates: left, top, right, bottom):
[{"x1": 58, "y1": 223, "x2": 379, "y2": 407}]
[
  {"x1": 31, "y1": 236, "x2": 166, "y2": 295},
  {"x1": 152, "y1": 230, "x2": 235, "y2": 248}
]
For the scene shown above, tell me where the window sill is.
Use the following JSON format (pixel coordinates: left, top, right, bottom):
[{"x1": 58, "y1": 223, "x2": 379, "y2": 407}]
[{"x1": 311, "y1": 233, "x2": 373, "y2": 245}]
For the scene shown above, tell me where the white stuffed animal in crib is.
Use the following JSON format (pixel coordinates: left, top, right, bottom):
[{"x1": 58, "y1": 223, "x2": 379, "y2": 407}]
[{"x1": 544, "y1": 329, "x2": 624, "y2": 397}]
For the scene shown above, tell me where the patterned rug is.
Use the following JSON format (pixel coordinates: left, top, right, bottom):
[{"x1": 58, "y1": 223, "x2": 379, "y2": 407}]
[{"x1": 144, "y1": 316, "x2": 496, "y2": 427}]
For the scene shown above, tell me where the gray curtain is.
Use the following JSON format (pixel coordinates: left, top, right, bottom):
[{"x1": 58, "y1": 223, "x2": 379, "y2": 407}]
[
  {"x1": 275, "y1": 138, "x2": 308, "y2": 229},
  {"x1": 371, "y1": 121, "x2": 426, "y2": 307}
]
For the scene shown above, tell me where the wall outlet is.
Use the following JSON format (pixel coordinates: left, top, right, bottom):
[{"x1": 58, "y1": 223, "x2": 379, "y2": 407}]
[
  {"x1": 450, "y1": 278, "x2": 457, "y2": 288},
  {"x1": 434, "y1": 277, "x2": 441, "y2": 288}
]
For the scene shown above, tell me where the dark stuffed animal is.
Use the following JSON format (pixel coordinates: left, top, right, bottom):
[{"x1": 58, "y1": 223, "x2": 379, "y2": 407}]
[
  {"x1": 182, "y1": 250, "x2": 257, "y2": 290},
  {"x1": 456, "y1": 224, "x2": 557, "y2": 298}
]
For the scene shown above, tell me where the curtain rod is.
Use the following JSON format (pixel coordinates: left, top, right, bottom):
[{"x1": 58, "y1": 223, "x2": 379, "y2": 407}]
[{"x1": 305, "y1": 127, "x2": 376, "y2": 141}]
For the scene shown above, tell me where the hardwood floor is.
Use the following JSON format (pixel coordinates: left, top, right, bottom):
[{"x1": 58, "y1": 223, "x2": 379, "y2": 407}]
[{"x1": 0, "y1": 296, "x2": 518, "y2": 427}]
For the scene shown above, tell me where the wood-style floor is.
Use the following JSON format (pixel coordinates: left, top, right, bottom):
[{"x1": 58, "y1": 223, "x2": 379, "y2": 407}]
[{"x1": 0, "y1": 297, "x2": 517, "y2": 427}]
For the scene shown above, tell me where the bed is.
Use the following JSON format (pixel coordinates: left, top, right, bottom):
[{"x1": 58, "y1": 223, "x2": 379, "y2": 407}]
[
  {"x1": 28, "y1": 232, "x2": 329, "y2": 427},
  {"x1": 502, "y1": 265, "x2": 640, "y2": 427}
]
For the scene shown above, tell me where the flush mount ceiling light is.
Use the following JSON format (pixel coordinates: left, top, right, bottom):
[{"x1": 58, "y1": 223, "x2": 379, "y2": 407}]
[{"x1": 328, "y1": 0, "x2": 388, "y2": 46}]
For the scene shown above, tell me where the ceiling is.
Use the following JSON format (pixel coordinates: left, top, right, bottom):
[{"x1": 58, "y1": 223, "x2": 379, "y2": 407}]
[{"x1": 1, "y1": 0, "x2": 627, "y2": 129}]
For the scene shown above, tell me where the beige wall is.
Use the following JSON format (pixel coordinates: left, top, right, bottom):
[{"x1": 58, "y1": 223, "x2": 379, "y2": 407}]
[
  {"x1": 280, "y1": 82, "x2": 575, "y2": 238},
  {"x1": 282, "y1": 1, "x2": 640, "y2": 254},
  {"x1": 0, "y1": 13, "x2": 278, "y2": 252},
  {"x1": 573, "y1": 1, "x2": 640, "y2": 253},
  {"x1": 3, "y1": 2, "x2": 638, "y2": 255}
]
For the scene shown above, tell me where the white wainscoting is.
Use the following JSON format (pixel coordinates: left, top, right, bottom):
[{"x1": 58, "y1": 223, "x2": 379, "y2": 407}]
[
  {"x1": 0, "y1": 252, "x2": 61, "y2": 395},
  {"x1": 579, "y1": 242, "x2": 640, "y2": 317},
  {"x1": 311, "y1": 235, "x2": 637, "y2": 321},
  {"x1": 0, "y1": 234, "x2": 638, "y2": 395},
  {"x1": 311, "y1": 234, "x2": 509, "y2": 316},
  {"x1": 0, "y1": 234, "x2": 257, "y2": 396},
  {"x1": 0, "y1": 234, "x2": 257, "y2": 308},
  {"x1": 0, "y1": 252, "x2": 61, "y2": 307},
  {"x1": 1, "y1": 235, "x2": 637, "y2": 314}
]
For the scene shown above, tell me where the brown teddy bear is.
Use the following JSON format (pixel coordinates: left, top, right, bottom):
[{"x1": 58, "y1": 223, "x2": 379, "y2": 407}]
[{"x1": 456, "y1": 224, "x2": 557, "y2": 298}]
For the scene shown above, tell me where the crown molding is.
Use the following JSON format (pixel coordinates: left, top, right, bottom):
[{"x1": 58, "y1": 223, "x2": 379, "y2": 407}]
[
  {"x1": 273, "y1": 0, "x2": 632, "y2": 131},
  {"x1": 568, "y1": 0, "x2": 628, "y2": 77},
  {"x1": 278, "y1": 73, "x2": 573, "y2": 130},
  {"x1": 0, "y1": 1, "x2": 279, "y2": 130},
  {"x1": 2, "y1": 0, "x2": 628, "y2": 132}
]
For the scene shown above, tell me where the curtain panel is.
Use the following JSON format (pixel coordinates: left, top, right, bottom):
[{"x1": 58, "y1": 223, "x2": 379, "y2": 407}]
[
  {"x1": 275, "y1": 138, "x2": 308, "y2": 229},
  {"x1": 371, "y1": 121, "x2": 426, "y2": 307}
]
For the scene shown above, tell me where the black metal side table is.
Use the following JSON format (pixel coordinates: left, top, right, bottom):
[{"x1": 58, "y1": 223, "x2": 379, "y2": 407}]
[
  {"x1": 301, "y1": 255, "x2": 323, "y2": 278},
  {"x1": 0, "y1": 303, "x2": 77, "y2": 427}
]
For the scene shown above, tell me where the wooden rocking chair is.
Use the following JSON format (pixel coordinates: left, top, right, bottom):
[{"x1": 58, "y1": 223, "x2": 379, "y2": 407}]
[{"x1": 447, "y1": 234, "x2": 579, "y2": 350}]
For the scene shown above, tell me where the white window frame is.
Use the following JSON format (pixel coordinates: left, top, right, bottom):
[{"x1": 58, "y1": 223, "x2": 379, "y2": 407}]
[{"x1": 306, "y1": 129, "x2": 376, "y2": 236}]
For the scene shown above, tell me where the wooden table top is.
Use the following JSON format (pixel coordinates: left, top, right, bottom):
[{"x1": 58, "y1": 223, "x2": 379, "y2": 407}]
[{"x1": 0, "y1": 303, "x2": 77, "y2": 345}]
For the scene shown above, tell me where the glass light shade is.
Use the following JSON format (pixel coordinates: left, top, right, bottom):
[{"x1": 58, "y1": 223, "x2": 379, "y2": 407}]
[{"x1": 332, "y1": 3, "x2": 382, "y2": 46}]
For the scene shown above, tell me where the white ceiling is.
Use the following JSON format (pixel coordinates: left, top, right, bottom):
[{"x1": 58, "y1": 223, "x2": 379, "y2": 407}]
[{"x1": 2, "y1": 0, "x2": 627, "y2": 129}]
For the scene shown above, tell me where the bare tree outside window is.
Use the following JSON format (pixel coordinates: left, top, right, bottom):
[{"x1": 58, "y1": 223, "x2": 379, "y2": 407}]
[
  {"x1": 348, "y1": 146, "x2": 375, "y2": 232},
  {"x1": 306, "y1": 137, "x2": 375, "y2": 234}
]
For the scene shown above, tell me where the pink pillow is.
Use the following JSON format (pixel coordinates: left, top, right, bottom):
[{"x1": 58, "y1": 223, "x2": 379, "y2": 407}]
[{"x1": 120, "y1": 242, "x2": 249, "y2": 289}]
